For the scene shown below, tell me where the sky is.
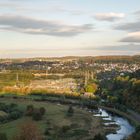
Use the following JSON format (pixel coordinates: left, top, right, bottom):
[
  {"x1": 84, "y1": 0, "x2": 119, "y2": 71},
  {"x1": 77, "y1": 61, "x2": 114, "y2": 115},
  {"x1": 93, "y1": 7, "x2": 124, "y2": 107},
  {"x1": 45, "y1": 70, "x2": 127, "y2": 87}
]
[{"x1": 0, "y1": 0, "x2": 140, "y2": 58}]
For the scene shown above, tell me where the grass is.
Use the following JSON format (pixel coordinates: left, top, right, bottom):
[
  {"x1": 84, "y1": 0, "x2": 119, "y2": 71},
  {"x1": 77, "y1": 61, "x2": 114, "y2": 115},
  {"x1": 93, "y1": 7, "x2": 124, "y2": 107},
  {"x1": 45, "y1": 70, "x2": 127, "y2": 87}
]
[{"x1": 0, "y1": 98, "x2": 105, "y2": 140}]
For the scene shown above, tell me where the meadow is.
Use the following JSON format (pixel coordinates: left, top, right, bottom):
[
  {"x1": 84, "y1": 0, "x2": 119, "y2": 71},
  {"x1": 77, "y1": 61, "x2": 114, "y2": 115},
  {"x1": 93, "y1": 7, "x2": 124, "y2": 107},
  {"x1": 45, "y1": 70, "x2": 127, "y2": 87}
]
[{"x1": 0, "y1": 97, "x2": 105, "y2": 140}]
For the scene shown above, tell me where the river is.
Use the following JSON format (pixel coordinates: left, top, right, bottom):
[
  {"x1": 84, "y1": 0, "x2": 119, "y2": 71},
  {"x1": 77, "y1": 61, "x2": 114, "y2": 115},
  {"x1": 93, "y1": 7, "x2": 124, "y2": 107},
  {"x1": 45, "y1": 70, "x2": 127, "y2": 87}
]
[{"x1": 94, "y1": 109, "x2": 135, "y2": 140}]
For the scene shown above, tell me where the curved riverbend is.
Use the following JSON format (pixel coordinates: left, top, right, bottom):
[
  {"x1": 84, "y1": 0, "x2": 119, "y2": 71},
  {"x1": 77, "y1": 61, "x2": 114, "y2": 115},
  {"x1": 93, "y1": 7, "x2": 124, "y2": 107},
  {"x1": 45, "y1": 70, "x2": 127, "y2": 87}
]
[{"x1": 98, "y1": 109, "x2": 135, "y2": 140}]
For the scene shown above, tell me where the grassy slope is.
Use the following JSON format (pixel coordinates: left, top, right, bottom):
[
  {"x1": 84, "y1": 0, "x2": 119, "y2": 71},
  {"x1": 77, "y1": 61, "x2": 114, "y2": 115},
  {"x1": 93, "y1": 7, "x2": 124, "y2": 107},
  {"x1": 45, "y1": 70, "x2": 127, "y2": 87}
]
[{"x1": 0, "y1": 98, "x2": 105, "y2": 140}]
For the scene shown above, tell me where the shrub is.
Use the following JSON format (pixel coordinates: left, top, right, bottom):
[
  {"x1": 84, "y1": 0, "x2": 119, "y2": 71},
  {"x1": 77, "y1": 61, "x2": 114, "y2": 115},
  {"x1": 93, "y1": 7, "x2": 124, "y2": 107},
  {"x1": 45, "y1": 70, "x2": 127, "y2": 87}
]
[
  {"x1": 126, "y1": 131, "x2": 140, "y2": 140},
  {"x1": 39, "y1": 107, "x2": 46, "y2": 116},
  {"x1": 32, "y1": 110, "x2": 42, "y2": 121},
  {"x1": 10, "y1": 103, "x2": 18, "y2": 109},
  {"x1": 44, "y1": 128, "x2": 50, "y2": 135},
  {"x1": 0, "y1": 103, "x2": 19, "y2": 113},
  {"x1": 0, "y1": 133, "x2": 8, "y2": 140},
  {"x1": 0, "y1": 95, "x2": 4, "y2": 98},
  {"x1": 136, "y1": 125, "x2": 140, "y2": 132},
  {"x1": 67, "y1": 105, "x2": 74, "y2": 116},
  {"x1": 61, "y1": 125, "x2": 71, "y2": 133},
  {"x1": 26, "y1": 105, "x2": 34, "y2": 116},
  {"x1": 9, "y1": 110, "x2": 22, "y2": 120},
  {"x1": 93, "y1": 134, "x2": 106, "y2": 140}
]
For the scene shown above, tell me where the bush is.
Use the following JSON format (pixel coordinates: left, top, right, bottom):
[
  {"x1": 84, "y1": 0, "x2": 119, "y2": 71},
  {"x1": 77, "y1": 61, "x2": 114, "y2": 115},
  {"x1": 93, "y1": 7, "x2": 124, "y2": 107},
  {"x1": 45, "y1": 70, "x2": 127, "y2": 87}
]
[
  {"x1": 0, "y1": 133, "x2": 8, "y2": 140},
  {"x1": 126, "y1": 131, "x2": 140, "y2": 140},
  {"x1": 44, "y1": 128, "x2": 50, "y2": 135},
  {"x1": 39, "y1": 107, "x2": 46, "y2": 116},
  {"x1": 26, "y1": 105, "x2": 45, "y2": 121},
  {"x1": 0, "y1": 115, "x2": 10, "y2": 123},
  {"x1": 9, "y1": 110, "x2": 22, "y2": 120},
  {"x1": 0, "y1": 103, "x2": 22, "y2": 123},
  {"x1": 67, "y1": 105, "x2": 74, "y2": 116},
  {"x1": 10, "y1": 103, "x2": 18, "y2": 109},
  {"x1": 136, "y1": 125, "x2": 140, "y2": 132},
  {"x1": 32, "y1": 110, "x2": 42, "y2": 121},
  {"x1": 93, "y1": 134, "x2": 106, "y2": 140},
  {"x1": 61, "y1": 125, "x2": 71, "y2": 133},
  {"x1": 0, "y1": 95, "x2": 4, "y2": 98},
  {"x1": 0, "y1": 103, "x2": 18, "y2": 113},
  {"x1": 26, "y1": 105, "x2": 34, "y2": 116}
]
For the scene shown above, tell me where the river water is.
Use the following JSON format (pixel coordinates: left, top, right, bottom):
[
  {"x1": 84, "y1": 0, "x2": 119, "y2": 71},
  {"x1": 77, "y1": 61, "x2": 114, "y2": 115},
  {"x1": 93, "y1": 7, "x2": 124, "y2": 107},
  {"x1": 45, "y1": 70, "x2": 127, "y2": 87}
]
[{"x1": 94, "y1": 109, "x2": 135, "y2": 140}]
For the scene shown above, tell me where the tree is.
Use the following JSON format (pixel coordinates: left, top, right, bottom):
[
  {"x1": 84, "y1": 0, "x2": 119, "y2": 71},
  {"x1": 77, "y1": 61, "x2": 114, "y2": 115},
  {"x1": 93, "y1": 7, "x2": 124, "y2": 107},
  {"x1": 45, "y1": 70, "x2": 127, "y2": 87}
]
[
  {"x1": 85, "y1": 83, "x2": 98, "y2": 94},
  {"x1": 32, "y1": 110, "x2": 42, "y2": 121},
  {"x1": 13, "y1": 121, "x2": 42, "y2": 140},
  {"x1": 26, "y1": 105, "x2": 34, "y2": 116},
  {"x1": 39, "y1": 107, "x2": 46, "y2": 116}
]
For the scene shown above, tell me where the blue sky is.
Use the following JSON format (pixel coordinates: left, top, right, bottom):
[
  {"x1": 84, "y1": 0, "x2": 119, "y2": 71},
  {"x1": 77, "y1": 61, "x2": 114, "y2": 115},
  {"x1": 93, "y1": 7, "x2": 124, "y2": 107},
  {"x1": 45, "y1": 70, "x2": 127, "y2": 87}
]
[{"x1": 0, "y1": 0, "x2": 140, "y2": 58}]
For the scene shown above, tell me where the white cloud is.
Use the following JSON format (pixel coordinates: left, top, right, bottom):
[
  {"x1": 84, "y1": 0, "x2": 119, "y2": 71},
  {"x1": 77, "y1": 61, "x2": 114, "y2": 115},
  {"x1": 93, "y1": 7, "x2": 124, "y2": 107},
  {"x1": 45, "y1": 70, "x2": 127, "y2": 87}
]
[
  {"x1": 0, "y1": 14, "x2": 93, "y2": 37},
  {"x1": 94, "y1": 12, "x2": 125, "y2": 22},
  {"x1": 114, "y1": 20, "x2": 140, "y2": 32},
  {"x1": 134, "y1": 10, "x2": 140, "y2": 16},
  {"x1": 120, "y1": 32, "x2": 140, "y2": 43}
]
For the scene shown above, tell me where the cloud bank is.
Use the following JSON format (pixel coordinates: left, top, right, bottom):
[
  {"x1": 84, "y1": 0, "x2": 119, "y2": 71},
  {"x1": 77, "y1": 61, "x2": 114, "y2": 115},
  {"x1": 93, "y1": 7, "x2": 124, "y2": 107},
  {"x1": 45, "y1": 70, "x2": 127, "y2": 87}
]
[
  {"x1": 115, "y1": 16, "x2": 140, "y2": 43},
  {"x1": 0, "y1": 15, "x2": 93, "y2": 36},
  {"x1": 115, "y1": 21, "x2": 140, "y2": 32}
]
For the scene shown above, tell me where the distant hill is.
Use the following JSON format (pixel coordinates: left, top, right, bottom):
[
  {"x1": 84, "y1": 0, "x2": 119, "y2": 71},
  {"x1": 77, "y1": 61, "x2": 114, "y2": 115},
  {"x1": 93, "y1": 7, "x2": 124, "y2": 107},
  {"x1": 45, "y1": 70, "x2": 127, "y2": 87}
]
[{"x1": 0, "y1": 55, "x2": 140, "y2": 63}]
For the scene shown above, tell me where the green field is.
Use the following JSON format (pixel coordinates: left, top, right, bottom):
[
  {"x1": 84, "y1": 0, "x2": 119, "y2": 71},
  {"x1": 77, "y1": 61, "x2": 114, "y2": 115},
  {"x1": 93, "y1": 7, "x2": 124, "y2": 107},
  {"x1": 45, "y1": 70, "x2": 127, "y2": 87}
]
[{"x1": 0, "y1": 98, "x2": 105, "y2": 140}]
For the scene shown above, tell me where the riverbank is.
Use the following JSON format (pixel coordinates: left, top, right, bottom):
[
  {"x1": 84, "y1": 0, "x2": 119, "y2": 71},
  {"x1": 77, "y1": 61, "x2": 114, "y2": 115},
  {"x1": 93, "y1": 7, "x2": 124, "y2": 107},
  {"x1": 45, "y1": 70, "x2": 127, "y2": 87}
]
[
  {"x1": 100, "y1": 106, "x2": 140, "y2": 126},
  {"x1": 0, "y1": 95, "x2": 137, "y2": 140},
  {"x1": 98, "y1": 109, "x2": 135, "y2": 140},
  {"x1": 1, "y1": 94, "x2": 140, "y2": 127}
]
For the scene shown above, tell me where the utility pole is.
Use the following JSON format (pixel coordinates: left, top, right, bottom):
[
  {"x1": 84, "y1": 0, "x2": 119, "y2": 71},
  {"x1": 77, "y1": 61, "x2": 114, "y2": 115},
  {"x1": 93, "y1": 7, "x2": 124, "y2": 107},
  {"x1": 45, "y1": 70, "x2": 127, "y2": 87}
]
[
  {"x1": 16, "y1": 73, "x2": 19, "y2": 86},
  {"x1": 85, "y1": 71, "x2": 87, "y2": 86},
  {"x1": 91, "y1": 71, "x2": 94, "y2": 79},
  {"x1": 46, "y1": 65, "x2": 48, "y2": 79}
]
